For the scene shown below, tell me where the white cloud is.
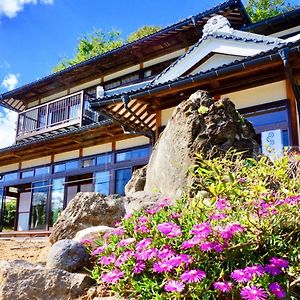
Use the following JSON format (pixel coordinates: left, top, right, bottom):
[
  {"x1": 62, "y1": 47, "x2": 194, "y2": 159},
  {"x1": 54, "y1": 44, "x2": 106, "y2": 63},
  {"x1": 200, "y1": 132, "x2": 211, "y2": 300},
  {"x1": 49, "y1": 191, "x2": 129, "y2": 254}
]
[
  {"x1": 2, "y1": 73, "x2": 19, "y2": 91},
  {"x1": 0, "y1": 108, "x2": 18, "y2": 148},
  {"x1": 0, "y1": 0, "x2": 53, "y2": 18}
]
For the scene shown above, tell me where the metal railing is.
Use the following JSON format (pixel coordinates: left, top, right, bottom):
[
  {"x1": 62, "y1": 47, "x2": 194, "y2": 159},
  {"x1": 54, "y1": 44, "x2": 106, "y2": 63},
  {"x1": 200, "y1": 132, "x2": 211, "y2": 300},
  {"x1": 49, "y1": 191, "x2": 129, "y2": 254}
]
[{"x1": 16, "y1": 91, "x2": 84, "y2": 140}]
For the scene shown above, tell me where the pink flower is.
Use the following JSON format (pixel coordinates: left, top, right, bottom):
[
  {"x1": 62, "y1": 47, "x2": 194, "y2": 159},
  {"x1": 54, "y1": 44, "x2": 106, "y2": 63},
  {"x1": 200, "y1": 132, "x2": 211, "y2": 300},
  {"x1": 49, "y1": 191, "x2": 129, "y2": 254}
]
[
  {"x1": 135, "y1": 248, "x2": 157, "y2": 261},
  {"x1": 216, "y1": 198, "x2": 231, "y2": 210},
  {"x1": 200, "y1": 241, "x2": 221, "y2": 252},
  {"x1": 240, "y1": 286, "x2": 268, "y2": 300},
  {"x1": 180, "y1": 269, "x2": 206, "y2": 283},
  {"x1": 123, "y1": 213, "x2": 133, "y2": 219},
  {"x1": 231, "y1": 269, "x2": 252, "y2": 283},
  {"x1": 264, "y1": 264, "x2": 282, "y2": 276},
  {"x1": 115, "y1": 250, "x2": 134, "y2": 267},
  {"x1": 164, "y1": 280, "x2": 185, "y2": 292},
  {"x1": 101, "y1": 268, "x2": 124, "y2": 284},
  {"x1": 133, "y1": 261, "x2": 146, "y2": 274},
  {"x1": 99, "y1": 254, "x2": 116, "y2": 265},
  {"x1": 153, "y1": 261, "x2": 174, "y2": 273},
  {"x1": 213, "y1": 281, "x2": 233, "y2": 293},
  {"x1": 134, "y1": 224, "x2": 150, "y2": 233},
  {"x1": 157, "y1": 197, "x2": 172, "y2": 208},
  {"x1": 111, "y1": 228, "x2": 125, "y2": 236},
  {"x1": 181, "y1": 236, "x2": 202, "y2": 249},
  {"x1": 210, "y1": 213, "x2": 227, "y2": 220},
  {"x1": 157, "y1": 246, "x2": 175, "y2": 260},
  {"x1": 245, "y1": 265, "x2": 265, "y2": 278},
  {"x1": 269, "y1": 282, "x2": 286, "y2": 299},
  {"x1": 80, "y1": 239, "x2": 92, "y2": 245},
  {"x1": 136, "y1": 238, "x2": 152, "y2": 251},
  {"x1": 269, "y1": 257, "x2": 289, "y2": 269},
  {"x1": 91, "y1": 245, "x2": 106, "y2": 256},
  {"x1": 157, "y1": 222, "x2": 182, "y2": 238},
  {"x1": 118, "y1": 237, "x2": 135, "y2": 247},
  {"x1": 190, "y1": 222, "x2": 211, "y2": 238}
]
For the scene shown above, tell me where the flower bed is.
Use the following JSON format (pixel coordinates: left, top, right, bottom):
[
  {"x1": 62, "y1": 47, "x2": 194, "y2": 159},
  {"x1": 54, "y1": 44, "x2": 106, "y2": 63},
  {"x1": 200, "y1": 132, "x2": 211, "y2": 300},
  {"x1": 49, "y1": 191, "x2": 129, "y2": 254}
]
[{"x1": 84, "y1": 151, "x2": 300, "y2": 299}]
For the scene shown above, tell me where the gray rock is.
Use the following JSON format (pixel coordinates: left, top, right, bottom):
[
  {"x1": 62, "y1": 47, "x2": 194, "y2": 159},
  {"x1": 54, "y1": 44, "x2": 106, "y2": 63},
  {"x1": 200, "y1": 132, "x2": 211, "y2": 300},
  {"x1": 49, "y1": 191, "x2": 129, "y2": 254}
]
[
  {"x1": 0, "y1": 260, "x2": 93, "y2": 300},
  {"x1": 144, "y1": 91, "x2": 257, "y2": 198},
  {"x1": 125, "y1": 165, "x2": 147, "y2": 196},
  {"x1": 73, "y1": 225, "x2": 114, "y2": 245},
  {"x1": 124, "y1": 191, "x2": 162, "y2": 214},
  {"x1": 49, "y1": 193, "x2": 126, "y2": 244},
  {"x1": 47, "y1": 239, "x2": 89, "y2": 272}
]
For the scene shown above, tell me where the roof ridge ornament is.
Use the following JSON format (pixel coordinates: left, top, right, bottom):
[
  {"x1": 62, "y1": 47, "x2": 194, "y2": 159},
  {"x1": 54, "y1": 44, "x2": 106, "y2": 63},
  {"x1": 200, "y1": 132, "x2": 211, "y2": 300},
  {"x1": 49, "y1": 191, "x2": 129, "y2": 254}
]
[{"x1": 203, "y1": 15, "x2": 232, "y2": 36}]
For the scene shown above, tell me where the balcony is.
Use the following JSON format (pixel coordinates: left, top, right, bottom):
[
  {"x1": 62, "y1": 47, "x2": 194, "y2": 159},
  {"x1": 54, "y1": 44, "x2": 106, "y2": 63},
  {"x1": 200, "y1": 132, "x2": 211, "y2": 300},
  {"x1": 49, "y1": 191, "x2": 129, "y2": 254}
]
[{"x1": 16, "y1": 91, "x2": 99, "y2": 142}]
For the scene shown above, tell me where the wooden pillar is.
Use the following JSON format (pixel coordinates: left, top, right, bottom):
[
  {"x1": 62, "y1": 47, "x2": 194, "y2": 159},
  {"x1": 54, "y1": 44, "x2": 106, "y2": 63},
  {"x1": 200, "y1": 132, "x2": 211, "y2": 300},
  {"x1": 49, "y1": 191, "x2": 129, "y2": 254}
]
[
  {"x1": 286, "y1": 80, "x2": 299, "y2": 146},
  {"x1": 155, "y1": 110, "x2": 161, "y2": 141}
]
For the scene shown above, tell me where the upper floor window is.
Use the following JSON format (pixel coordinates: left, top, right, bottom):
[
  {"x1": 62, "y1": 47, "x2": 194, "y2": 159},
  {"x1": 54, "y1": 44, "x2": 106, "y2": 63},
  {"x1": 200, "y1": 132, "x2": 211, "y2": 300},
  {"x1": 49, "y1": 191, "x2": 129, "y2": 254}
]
[
  {"x1": 54, "y1": 160, "x2": 79, "y2": 173},
  {"x1": 115, "y1": 146, "x2": 150, "y2": 162}
]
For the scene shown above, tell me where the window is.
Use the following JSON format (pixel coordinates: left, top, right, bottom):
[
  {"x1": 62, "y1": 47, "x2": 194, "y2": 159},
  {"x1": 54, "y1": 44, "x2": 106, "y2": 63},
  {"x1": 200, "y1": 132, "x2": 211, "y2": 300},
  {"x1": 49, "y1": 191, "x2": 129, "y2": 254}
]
[
  {"x1": 3, "y1": 172, "x2": 18, "y2": 182},
  {"x1": 115, "y1": 168, "x2": 132, "y2": 195},
  {"x1": 95, "y1": 171, "x2": 110, "y2": 195},
  {"x1": 21, "y1": 170, "x2": 34, "y2": 179},
  {"x1": 54, "y1": 160, "x2": 79, "y2": 173},
  {"x1": 51, "y1": 178, "x2": 65, "y2": 225},
  {"x1": 35, "y1": 166, "x2": 50, "y2": 176},
  {"x1": 30, "y1": 181, "x2": 48, "y2": 230},
  {"x1": 241, "y1": 104, "x2": 290, "y2": 147},
  {"x1": 82, "y1": 158, "x2": 95, "y2": 168},
  {"x1": 96, "y1": 154, "x2": 111, "y2": 166},
  {"x1": 116, "y1": 146, "x2": 150, "y2": 162}
]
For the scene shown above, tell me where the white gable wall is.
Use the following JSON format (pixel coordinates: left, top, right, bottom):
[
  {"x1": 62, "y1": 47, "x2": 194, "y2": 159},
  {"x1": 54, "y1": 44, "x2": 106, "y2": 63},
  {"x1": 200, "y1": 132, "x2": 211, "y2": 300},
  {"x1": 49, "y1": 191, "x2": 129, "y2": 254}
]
[
  {"x1": 154, "y1": 38, "x2": 275, "y2": 84},
  {"x1": 191, "y1": 53, "x2": 245, "y2": 74}
]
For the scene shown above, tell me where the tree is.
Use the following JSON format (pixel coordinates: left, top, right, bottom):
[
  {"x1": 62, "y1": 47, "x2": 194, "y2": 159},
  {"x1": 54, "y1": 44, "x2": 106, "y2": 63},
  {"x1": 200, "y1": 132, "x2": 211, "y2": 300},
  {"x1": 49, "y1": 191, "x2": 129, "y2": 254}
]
[
  {"x1": 245, "y1": 0, "x2": 297, "y2": 22},
  {"x1": 126, "y1": 25, "x2": 162, "y2": 43},
  {"x1": 53, "y1": 26, "x2": 161, "y2": 72},
  {"x1": 53, "y1": 30, "x2": 123, "y2": 72}
]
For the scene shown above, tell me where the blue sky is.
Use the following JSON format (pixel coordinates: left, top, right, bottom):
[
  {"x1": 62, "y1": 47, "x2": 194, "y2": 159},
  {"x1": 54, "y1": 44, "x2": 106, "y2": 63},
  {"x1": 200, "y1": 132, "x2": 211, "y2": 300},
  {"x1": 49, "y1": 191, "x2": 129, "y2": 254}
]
[{"x1": 0, "y1": 0, "x2": 299, "y2": 148}]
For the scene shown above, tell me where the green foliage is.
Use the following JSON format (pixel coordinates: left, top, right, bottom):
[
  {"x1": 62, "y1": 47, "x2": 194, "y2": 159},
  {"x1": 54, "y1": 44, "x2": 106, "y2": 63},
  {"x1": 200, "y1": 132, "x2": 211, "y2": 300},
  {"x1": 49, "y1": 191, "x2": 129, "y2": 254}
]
[
  {"x1": 245, "y1": 0, "x2": 298, "y2": 22},
  {"x1": 84, "y1": 151, "x2": 300, "y2": 299},
  {"x1": 53, "y1": 30, "x2": 123, "y2": 72},
  {"x1": 3, "y1": 200, "x2": 16, "y2": 229},
  {"x1": 53, "y1": 25, "x2": 161, "y2": 72},
  {"x1": 126, "y1": 25, "x2": 161, "y2": 43}
]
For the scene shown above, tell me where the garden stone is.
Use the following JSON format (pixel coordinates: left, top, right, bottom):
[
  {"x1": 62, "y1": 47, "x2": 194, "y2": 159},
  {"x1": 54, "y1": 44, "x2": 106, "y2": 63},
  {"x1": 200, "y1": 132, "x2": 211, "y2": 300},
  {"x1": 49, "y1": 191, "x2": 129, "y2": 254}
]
[
  {"x1": 125, "y1": 165, "x2": 147, "y2": 196},
  {"x1": 47, "y1": 239, "x2": 89, "y2": 272},
  {"x1": 73, "y1": 225, "x2": 114, "y2": 245},
  {"x1": 0, "y1": 260, "x2": 93, "y2": 300},
  {"x1": 49, "y1": 192, "x2": 126, "y2": 244},
  {"x1": 144, "y1": 90, "x2": 257, "y2": 198}
]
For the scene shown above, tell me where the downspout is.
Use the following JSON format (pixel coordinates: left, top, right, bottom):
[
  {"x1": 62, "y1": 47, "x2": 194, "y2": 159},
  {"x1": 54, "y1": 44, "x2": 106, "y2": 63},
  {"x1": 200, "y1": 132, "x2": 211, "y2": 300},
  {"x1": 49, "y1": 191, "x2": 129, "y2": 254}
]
[
  {"x1": 122, "y1": 95, "x2": 156, "y2": 146},
  {"x1": 278, "y1": 47, "x2": 300, "y2": 145}
]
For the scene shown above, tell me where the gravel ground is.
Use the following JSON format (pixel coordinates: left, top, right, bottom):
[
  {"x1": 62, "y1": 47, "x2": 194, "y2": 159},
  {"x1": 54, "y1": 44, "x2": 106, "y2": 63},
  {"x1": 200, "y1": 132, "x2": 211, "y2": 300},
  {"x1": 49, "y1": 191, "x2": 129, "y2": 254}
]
[{"x1": 0, "y1": 237, "x2": 50, "y2": 264}]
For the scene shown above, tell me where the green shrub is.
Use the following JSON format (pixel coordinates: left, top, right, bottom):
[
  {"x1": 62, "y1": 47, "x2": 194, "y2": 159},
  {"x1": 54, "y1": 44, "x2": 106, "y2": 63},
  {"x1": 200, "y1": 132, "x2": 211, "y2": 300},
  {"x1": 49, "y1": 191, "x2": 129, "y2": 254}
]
[{"x1": 84, "y1": 151, "x2": 300, "y2": 299}]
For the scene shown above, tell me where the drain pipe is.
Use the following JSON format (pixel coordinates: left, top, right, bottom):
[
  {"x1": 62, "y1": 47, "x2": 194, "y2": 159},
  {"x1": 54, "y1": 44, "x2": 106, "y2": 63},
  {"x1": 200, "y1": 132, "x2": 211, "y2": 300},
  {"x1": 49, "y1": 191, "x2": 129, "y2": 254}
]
[
  {"x1": 278, "y1": 48, "x2": 300, "y2": 143},
  {"x1": 122, "y1": 95, "x2": 156, "y2": 145}
]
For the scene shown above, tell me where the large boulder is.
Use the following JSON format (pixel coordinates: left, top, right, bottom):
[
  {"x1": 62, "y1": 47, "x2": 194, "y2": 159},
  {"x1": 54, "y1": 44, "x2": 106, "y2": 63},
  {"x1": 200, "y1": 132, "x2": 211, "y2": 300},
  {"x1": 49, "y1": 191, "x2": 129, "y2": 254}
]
[
  {"x1": 0, "y1": 260, "x2": 93, "y2": 300},
  {"x1": 49, "y1": 193, "x2": 126, "y2": 244},
  {"x1": 125, "y1": 166, "x2": 147, "y2": 196},
  {"x1": 144, "y1": 91, "x2": 257, "y2": 198},
  {"x1": 47, "y1": 239, "x2": 89, "y2": 272}
]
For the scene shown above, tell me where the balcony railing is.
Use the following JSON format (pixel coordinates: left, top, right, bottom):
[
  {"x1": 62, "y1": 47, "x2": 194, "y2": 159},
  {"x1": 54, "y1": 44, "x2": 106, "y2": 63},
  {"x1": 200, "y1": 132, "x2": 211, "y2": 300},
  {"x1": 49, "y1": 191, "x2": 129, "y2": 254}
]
[{"x1": 16, "y1": 91, "x2": 97, "y2": 141}]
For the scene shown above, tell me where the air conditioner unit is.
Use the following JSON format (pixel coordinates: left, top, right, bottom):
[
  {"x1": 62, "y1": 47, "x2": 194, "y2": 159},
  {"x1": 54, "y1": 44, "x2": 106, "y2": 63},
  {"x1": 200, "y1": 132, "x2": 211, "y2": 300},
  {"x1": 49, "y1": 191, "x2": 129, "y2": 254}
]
[{"x1": 96, "y1": 85, "x2": 104, "y2": 98}]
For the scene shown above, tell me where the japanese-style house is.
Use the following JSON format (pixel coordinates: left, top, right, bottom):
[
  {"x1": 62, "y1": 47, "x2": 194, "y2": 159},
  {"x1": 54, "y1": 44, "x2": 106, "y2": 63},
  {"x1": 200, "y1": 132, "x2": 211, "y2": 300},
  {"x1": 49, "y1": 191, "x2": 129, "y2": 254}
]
[{"x1": 0, "y1": 0, "x2": 300, "y2": 235}]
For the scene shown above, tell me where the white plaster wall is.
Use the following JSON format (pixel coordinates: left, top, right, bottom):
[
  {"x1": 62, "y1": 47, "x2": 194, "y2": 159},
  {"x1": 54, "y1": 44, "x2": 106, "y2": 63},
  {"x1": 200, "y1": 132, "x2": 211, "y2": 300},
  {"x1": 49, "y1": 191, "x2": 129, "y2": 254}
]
[
  {"x1": 270, "y1": 25, "x2": 300, "y2": 38},
  {"x1": 82, "y1": 143, "x2": 112, "y2": 157},
  {"x1": 41, "y1": 90, "x2": 68, "y2": 104},
  {"x1": 22, "y1": 156, "x2": 51, "y2": 169},
  {"x1": 161, "y1": 107, "x2": 175, "y2": 126},
  {"x1": 70, "y1": 78, "x2": 102, "y2": 93},
  {"x1": 143, "y1": 49, "x2": 186, "y2": 68},
  {"x1": 116, "y1": 136, "x2": 150, "y2": 150},
  {"x1": 223, "y1": 81, "x2": 287, "y2": 109},
  {"x1": 191, "y1": 54, "x2": 244, "y2": 74},
  {"x1": 54, "y1": 150, "x2": 79, "y2": 162},
  {"x1": 0, "y1": 163, "x2": 19, "y2": 173}
]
